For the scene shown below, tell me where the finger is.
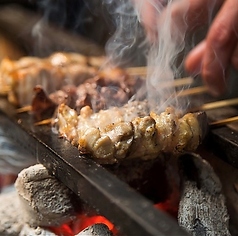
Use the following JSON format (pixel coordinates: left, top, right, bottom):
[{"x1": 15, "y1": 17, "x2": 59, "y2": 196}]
[
  {"x1": 185, "y1": 40, "x2": 206, "y2": 75},
  {"x1": 202, "y1": 0, "x2": 238, "y2": 96}
]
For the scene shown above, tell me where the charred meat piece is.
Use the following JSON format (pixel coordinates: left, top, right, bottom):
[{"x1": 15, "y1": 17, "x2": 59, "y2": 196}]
[
  {"x1": 31, "y1": 70, "x2": 144, "y2": 120},
  {"x1": 55, "y1": 102, "x2": 207, "y2": 164},
  {"x1": 75, "y1": 68, "x2": 144, "y2": 112},
  {"x1": 31, "y1": 85, "x2": 78, "y2": 121},
  {"x1": 31, "y1": 86, "x2": 58, "y2": 121}
]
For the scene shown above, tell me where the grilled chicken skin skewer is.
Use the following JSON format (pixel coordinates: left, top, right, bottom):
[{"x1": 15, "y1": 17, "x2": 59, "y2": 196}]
[{"x1": 55, "y1": 102, "x2": 207, "y2": 164}]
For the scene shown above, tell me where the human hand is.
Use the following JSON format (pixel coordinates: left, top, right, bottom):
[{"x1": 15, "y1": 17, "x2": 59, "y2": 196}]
[
  {"x1": 134, "y1": 0, "x2": 238, "y2": 96},
  {"x1": 185, "y1": 0, "x2": 238, "y2": 96}
]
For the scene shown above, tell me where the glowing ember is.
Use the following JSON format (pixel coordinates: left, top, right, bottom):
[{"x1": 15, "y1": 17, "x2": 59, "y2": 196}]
[
  {"x1": 154, "y1": 201, "x2": 178, "y2": 219},
  {"x1": 48, "y1": 214, "x2": 116, "y2": 236},
  {"x1": 71, "y1": 215, "x2": 116, "y2": 235}
]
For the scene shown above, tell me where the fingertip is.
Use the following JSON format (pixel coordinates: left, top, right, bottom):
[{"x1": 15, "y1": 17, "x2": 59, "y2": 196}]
[
  {"x1": 185, "y1": 55, "x2": 202, "y2": 76},
  {"x1": 184, "y1": 41, "x2": 206, "y2": 75}
]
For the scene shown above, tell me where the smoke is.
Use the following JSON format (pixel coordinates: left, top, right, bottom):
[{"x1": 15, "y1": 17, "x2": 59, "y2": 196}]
[
  {"x1": 102, "y1": 0, "x2": 148, "y2": 67},
  {"x1": 134, "y1": 0, "x2": 218, "y2": 112},
  {"x1": 144, "y1": 0, "x2": 189, "y2": 112},
  {"x1": 32, "y1": 0, "x2": 220, "y2": 111}
]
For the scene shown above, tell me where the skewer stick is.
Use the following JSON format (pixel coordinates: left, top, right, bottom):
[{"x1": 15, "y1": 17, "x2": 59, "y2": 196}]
[
  {"x1": 126, "y1": 66, "x2": 195, "y2": 88},
  {"x1": 125, "y1": 66, "x2": 147, "y2": 76},
  {"x1": 159, "y1": 77, "x2": 194, "y2": 88},
  {"x1": 191, "y1": 97, "x2": 238, "y2": 112},
  {"x1": 210, "y1": 116, "x2": 238, "y2": 128},
  {"x1": 34, "y1": 118, "x2": 52, "y2": 126},
  {"x1": 16, "y1": 105, "x2": 32, "y2": 113},
  {"x1": 126, "y1": 66, "x2": 194, "y2": 86},
  {"x1": 177, "y1": 86, "x2": 208, "y2": 97}
]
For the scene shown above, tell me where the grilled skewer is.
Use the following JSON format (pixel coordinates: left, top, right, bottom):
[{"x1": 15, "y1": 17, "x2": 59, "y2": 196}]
[
  {"x1": 55, "y1": 102, "x2": 207, "y2": 164},
  {"x1": 0, "y1": 52, "x2": 106, "y2": 106},
  {"x1": 27, "y1": 67, "x2": 144, "y2": 121}
]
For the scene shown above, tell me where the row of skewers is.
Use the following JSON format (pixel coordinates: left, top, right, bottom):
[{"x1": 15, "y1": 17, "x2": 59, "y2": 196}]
[
  {"x1": 1, "y1": 51, "x2": 238, "y2": 163},
  {"x1": 1, "y1": 51, "x2": 237, "y2": 126}
]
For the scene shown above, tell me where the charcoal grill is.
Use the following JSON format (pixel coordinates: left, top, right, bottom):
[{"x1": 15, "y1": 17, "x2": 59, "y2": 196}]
[
  {"x1": 2, "y1": 93, "x2": 238, "y2": 235},
  {"x1": 2, "y1": 91, "x2": 238, "y2": 235},
  {"x1": 0, "y1": 97, "x2": 192, "y2": 235}
]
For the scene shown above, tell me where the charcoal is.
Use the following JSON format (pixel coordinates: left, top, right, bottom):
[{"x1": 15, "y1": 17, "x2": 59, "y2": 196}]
[
  {"x1": 15, "y1": 164, "x2": 81, "y2": 227},
  {"x1": 0, "y1": 191, "x2": 23, "y2": 236},
  {"x1": 178, "y1": 153, "x2": 231, "y2": 236},
  {"x1": 19, "y1": 224, "x2": 56, "y2": 236},
  {"x1": 76, "y1": 223, "x2": 112, "y2": 236}
]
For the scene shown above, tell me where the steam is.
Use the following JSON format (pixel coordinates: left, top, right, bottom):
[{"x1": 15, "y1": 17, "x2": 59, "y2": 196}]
[
  {"x1": 130, "y1": 0, "x2": 187, "y2": 112},
  {"x1": 102, "y1": 0, "x2": 192, "y2": 112},
  {"x1": 134, "y1": 0, "x2": 218, "y2": 112},
  {"x1": 103, "y1": 0, "x2": 148, "y2": 67},
  {"x1": 33, "y1": 0, "x2": 219, "y2": 112},
  {"x1": 145, "y1": 0, "x2": 189, "y2": 112}
]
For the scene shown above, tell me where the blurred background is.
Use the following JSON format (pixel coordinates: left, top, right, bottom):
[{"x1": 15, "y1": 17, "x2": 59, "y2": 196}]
[{"x1": 0, "y1": 0, "x2": 148, "y2": 66}]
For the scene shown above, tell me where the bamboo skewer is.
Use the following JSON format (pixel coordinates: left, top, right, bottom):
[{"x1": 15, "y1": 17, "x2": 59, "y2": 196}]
[
  {"x1": 125, "y1": 66, "x2": 147, "y2": 76},
  {"x1": 210, "y1": 116, "x2": 238, "y2": 128},
  {"x1": 160, "y1": 77, "x2": 194, "y2": 88},
  {"x1": 126, "y1": 66, "x2": 195, "y2": 88},
  {"x1": 34, "y1": 118, "x2": 52, "y2": 126},
  {"x1": 126, "y1": 66, "x2": 195, "y2": 86},
  {"x1": 191, "y1": 97, "x2": 238, "y2": 112},
  {"x1": 16, "y1": 105, "x2": 32, "y2": 113},
  {"x1": 177, "y1": 86, "x2": 208, "y2": 97}
]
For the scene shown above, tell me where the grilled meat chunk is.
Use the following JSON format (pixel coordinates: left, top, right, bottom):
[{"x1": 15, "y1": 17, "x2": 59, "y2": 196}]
[
  {"x1": 55, "y1": 102, "x2": 206, "y2": 164},
  {"x1": 30, "y1": 70, "x2": 144, "y2": 120},
  {"x1": 74, "y1": 70, "x2": 144, "y2": 112}
]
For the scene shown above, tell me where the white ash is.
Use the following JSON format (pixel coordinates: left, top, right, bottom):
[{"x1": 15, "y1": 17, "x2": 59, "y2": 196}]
[
  {"x1": 0, "y1": 190, "x2": 23, "y2": 236},
  {"x1": 178, "y1": 153, "x2": 231, "y2": 236},
  {"x1": 15, "y1": 164, "x2": 80, "y2": 227},
  {"x1": 19, "y1": 224, "x2": 56, "y2": 236},
  {"x1": 76, "y1": 223, "x2": 112, "y2": 236}
]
